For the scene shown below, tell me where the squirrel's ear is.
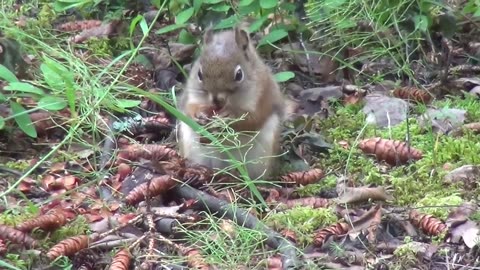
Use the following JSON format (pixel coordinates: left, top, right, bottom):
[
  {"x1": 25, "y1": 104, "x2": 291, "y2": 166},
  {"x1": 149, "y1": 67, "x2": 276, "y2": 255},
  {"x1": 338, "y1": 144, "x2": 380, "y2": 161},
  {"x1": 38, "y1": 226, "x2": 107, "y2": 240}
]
[
  {"x1": 203, "y1": 27, "x2": 214, "y2": 44},
  {"x1": 234, "y1": 27, "x2": 249, "y2": 51}
]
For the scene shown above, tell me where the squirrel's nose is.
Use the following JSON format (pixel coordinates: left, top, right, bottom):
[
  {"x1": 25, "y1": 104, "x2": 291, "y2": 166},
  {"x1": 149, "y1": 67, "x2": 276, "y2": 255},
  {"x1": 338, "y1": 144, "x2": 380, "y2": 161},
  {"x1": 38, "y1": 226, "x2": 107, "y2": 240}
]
[{"x1": 211, "y1": 94, "x2": 226, "y2": 109}]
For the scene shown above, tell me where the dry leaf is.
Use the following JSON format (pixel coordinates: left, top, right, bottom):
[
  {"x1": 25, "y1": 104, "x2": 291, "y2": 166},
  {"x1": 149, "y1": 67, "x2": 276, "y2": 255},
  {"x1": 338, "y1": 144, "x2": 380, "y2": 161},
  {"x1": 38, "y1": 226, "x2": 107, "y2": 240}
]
[
  {"x1": 57, "y1": 20, "x2": 102, "y2": 31},
  {"x1": 337, "y1": 186, "x2": 394, "y2": 204},
  {"x1": 72, "y1": 20, "x2": 121, "y2": 43}
]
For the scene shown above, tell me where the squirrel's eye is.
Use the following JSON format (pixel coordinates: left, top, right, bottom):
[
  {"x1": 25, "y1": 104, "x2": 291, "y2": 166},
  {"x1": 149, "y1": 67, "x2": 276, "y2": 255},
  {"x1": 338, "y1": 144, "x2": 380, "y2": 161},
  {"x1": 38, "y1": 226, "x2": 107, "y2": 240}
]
[
  {"x1": 234, "y1": 65, "x2": 243, "y2": 82},
  {"x1": 197, "y1": 69, "x2": 203, "y2": 82}
]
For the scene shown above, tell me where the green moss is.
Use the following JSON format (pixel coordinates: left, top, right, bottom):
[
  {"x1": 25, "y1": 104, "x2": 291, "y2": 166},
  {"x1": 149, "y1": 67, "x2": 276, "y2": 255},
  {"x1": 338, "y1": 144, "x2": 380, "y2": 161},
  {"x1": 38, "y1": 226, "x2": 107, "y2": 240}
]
[
  {"x1": 0, "y1": 205, "x2": 39, "y2": 226},
  {"x1": 295, "y1": 175, "x2": 337, "y2": 197},
  {"x1": 38, "y1": 3, "x2": 56, "y2": 28},
  {"x1": 415, "y1": 194, "x2": 463, "y2": 219},
  {"x1": 4, "y1": 160, "x2": 31, "y2": 172},
  {"x1": 265, "y1": 207, "x2": 337, "y2": 245},
  {"x1": 471, "y1": 212, "x2": 480, "y2": 222},
  {"x1": 85, "y1": 37, "x2": 113, "y2": 57},
  {"x1": 49, "y1": 215, "x2": 90, "y2": 243},
  {"x1": 320, "y1": 105, "x2": 366, "y2": 141}
]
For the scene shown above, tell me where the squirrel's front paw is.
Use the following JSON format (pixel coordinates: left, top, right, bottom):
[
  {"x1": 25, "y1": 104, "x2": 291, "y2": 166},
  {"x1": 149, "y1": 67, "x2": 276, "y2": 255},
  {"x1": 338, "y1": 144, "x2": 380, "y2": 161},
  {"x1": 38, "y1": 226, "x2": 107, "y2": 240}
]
[{"x1": 194, "y1": 110, "x2": 212, "y2": 126}]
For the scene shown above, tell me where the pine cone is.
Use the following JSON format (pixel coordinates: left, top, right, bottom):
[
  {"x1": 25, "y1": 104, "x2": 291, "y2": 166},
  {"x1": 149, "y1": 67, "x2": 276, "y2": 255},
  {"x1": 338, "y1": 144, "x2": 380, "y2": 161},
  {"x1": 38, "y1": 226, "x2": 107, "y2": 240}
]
[
  {"x1": 117, "y1": 144, "x2": 179, "y2": 164},
  {"x1": 280, "y1": 168, "x2": 324, "y2": 186},
  {"x1": 409, "y1": 210, "x2": 447, "y2": 236},
  {"x1": 393, "y1": 87, "x2": 432, "y2": 103},
  {"x1": 312, "y1": 222, "x2": 351, "y2": 247},
  {"x1": 359, "y1": 137, "x2": 423, "y2": 165},
  {"x1": 16, "y1": 210, "x2": 68, "y2": 232},
  {"x1": 109, "y1": 248, "x2": 131, "y2": 270},
  {"x1": 47, "y1": 235, "x2": 91, "y2": 260},
  {"x1": 125, "y1": 175, "x2": 177, "y2": 205},
  {"x1": 0, "y1": 224, "x2": 37, "y2": 248}
]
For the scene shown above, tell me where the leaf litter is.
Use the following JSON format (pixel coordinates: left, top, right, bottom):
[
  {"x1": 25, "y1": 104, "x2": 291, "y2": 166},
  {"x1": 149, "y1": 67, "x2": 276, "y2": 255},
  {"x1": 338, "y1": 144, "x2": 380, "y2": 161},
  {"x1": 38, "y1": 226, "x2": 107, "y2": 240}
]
[{"x1": 0, "y1": 1, "x2": 480, "y2": 270}]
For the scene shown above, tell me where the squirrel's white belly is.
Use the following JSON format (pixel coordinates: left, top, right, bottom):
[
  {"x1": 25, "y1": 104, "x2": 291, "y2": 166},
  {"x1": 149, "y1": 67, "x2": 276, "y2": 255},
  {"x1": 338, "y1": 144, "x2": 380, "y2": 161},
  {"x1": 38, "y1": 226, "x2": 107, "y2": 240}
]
[{"x1": 178, "y1": 113, "x2": 280, "y2": 180}]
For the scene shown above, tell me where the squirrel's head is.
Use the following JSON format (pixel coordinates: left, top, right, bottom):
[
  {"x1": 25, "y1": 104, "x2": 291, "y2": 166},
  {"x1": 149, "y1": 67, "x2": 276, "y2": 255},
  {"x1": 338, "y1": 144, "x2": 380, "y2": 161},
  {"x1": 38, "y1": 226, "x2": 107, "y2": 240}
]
[{"x1": 190, "y1": 26, "x2": 259, "y2": 110}]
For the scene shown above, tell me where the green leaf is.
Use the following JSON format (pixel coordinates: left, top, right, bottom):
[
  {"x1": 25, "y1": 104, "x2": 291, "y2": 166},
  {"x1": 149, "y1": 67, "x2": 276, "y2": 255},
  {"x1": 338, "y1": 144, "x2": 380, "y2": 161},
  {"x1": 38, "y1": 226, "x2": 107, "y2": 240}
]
[
  {"x1": 0, "y1": 64, "x2": 18, "y2": 82},
  {"x1": 193, "y1": 0, "x2": 203, "y2": 12},
  {"x1": 249, "y1": 15, "x2": 269, "y2": 32},
  {"x1": 210, "y1": 3, "x2": 230, "y2": 12},
  {"x1": 178, "y1": 29, "x2": 196, "y2": 44},
  {"x1": 214, "y1": 16, "x2": 239, "y2": 30},
  {"x1": 53, "y1": 0, "x2": 88, "y2": 12},
  {"x1": 203, "y1": 0, "x2": 223, "y2": 3},
  {"x1": 239, "y1": 1, "x2": 260, "y2": 15},
  {"x1": 239, "y1": 0, "x2": 255, "y2": 7},
  {"x1": 40, "y1": 57, "x2": 74, "y2": 91},
  {"x1": 4, "y1": 82, "x2": 45, "y2": 95},
  {"x1": 176, "y1": 7, "x2": 194, "y2": 24},
  {"x1": 0, "y1": 92, "x2": 6, "y2": 102},
  {"x1": 260, "y1": 0, "x2": 277, "y2": 9},
  {"x1": 10, "y1": 101, "x2": 36, "y2": 138},
  {"x1": 474, "y1": 7, "x2": 480, "y2": 17},
  {"x1": 116, "y1": 99, "x2": 141, "y2": 108},
  {"x1": 0, "y1": 259, "x2": 23, "y2": 270},
  {"x1": 156, "y1": 24, "x2": 186, "y2": 34},
  {"x1": 139, "y1": 17, "x2": 149, "y2": 36},
  {"x1": 129, "y1": 15, "x2": 144, "y2": 36},
  {"x1": 413, "y1": 14, "x2": 429, "y2": 32},
  {"x1": 258, "y1": 29, "x2": 288, "y2": 46},
  {"x1": 0, "y1": 117, "x2": 4, "y2": 130},
  {"x1": 274, "y1": 71, "x2": 295, "y2": 82},
  {"x1": 38, "y1": 96, "x2": 67, "y2": 111},
  {"x1": 40, "y1": 63, "x2": 63, "y2": 89}
]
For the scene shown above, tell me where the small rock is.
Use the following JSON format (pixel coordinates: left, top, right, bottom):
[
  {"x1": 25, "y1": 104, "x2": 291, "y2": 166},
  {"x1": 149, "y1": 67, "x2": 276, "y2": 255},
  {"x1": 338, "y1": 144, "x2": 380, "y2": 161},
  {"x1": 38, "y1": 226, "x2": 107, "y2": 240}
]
[
  {"x1": 300, "y1": 86, "x2": 343, "y2": 101},
  {"x1": 469, "y1": 85, "x2": 480, "y2": 98},
  {"x1": 444, "y1": 165, "x2": 480, "y2": 185},
  {"x1": 418, "y1": 108, "x2": 467, "y2": 134},
  {"x1": 362, "y1": 94, "x2": 409, "y2": 127}
]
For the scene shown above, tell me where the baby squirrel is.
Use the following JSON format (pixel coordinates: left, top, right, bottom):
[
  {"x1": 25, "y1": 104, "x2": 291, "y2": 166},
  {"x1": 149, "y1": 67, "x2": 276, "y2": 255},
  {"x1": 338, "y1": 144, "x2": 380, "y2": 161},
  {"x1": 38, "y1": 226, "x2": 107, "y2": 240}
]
[{"x1": 177, "y1": 26, "x2": 286, "y2": 180}]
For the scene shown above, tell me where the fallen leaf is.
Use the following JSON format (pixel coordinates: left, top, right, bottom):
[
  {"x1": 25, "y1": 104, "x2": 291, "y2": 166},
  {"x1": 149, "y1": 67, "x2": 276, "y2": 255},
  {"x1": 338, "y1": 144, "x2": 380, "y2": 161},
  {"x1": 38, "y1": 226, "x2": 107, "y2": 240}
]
[
  {"x1": 449, "y1": 220, "x2": 480, "y2": 248},
  {"x1": 337, "y1": 186, "x2": 394, "y2": 204},
  {"x1": 444, "y1": 165, "x2": 480, "y2": 185},
  {"x1": 72, "y1": 20, "x2": 122, "y2": 43}
]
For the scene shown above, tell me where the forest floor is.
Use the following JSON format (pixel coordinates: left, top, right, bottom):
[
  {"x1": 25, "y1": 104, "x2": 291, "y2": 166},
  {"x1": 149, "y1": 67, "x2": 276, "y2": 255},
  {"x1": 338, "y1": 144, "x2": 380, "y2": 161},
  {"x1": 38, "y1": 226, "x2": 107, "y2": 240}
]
[{"x1": 0, "y1": 1, "x2": 480, "y2": 270}]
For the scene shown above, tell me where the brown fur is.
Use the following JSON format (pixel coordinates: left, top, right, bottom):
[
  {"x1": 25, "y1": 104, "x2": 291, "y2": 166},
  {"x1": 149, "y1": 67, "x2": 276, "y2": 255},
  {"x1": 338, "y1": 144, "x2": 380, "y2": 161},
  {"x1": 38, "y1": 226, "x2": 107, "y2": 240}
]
[{"x1": 177, "y1": 26, "x2": 286, "y2": 179}]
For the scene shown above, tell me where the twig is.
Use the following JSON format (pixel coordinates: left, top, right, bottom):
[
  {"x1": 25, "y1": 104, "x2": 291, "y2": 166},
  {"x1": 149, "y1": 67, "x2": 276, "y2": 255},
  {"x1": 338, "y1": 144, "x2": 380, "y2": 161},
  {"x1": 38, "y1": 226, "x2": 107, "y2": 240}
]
[
  {"x1": 441, "y1": 37, "x2": 452, "y2": 84},
  {"x1": 89, "y1": 236, "x2": 138, "y2": 249},
  {"x1": 173, "y1": 185, "x2": 300, "y2": 270},
  {"x1": 0, "y1": 166, "x2": 24, "y2": 177},
  {"x1": 98, "y1": 213, "x2": 144, "y2": 239}
]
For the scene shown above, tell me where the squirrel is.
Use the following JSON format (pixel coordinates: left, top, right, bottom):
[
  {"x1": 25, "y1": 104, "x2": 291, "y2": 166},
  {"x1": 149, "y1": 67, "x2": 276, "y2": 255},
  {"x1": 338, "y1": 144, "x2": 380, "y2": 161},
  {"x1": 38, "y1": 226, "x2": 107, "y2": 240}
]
[{"x1": 177, "y1": 26, "x2": 286, "y2": 180}]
